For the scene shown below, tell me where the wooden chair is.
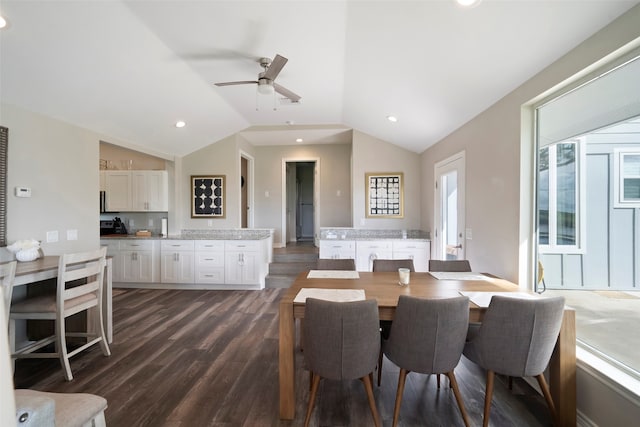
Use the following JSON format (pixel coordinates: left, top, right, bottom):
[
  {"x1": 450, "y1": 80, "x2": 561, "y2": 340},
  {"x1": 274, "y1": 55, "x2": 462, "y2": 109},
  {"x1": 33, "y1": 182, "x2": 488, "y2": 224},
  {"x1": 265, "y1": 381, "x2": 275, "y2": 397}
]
[
  {"x1": 10, "y1": 247, "x2": 111, "y2": 381},
  {"x1": 428, "y1": 259, "x2": 471, "y2": 272},
  {"x1": 316, "y1": 258, "x2": 356, "y2": 270},
  {"x1": 382, "y1": 296, "x2": 471, "y2": 427},
  {"x1": 463, "y1": 295, "x2": 565, "y2": 427},
  {"x1": 372, "y1": 258, "x2": 415, "y2": 272},
  {"x1": 303, "y1": 298, "x2": 381, "y2": 427},
  {"x1": 1, "y1": 261, "x2": 17, "y2": 325}
]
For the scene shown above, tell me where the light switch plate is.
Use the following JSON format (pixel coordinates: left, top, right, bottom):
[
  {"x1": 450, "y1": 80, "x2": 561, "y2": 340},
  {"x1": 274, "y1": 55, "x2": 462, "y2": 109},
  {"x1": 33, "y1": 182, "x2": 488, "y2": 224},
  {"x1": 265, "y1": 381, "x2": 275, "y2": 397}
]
[
  {"x1": 67, "y1": 229, "x2": 78, "y2": 241},
  {"x1": 465, "y1": 228, "x2": 473, "y2": 240},
  {"x1": 46, "y1": 230, "x2": 59, "y2": 243}
]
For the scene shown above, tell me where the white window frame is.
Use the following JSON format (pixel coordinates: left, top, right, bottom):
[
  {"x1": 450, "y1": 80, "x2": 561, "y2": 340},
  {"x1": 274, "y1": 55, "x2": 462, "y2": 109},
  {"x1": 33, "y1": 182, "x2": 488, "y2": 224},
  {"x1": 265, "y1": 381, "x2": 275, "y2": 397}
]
[
  {"x1": 539, "y1": 137, "x2": 587, "y2": 254},
  {"x1": 613, "y1": 148, "x2": 640, "y2": 208}
]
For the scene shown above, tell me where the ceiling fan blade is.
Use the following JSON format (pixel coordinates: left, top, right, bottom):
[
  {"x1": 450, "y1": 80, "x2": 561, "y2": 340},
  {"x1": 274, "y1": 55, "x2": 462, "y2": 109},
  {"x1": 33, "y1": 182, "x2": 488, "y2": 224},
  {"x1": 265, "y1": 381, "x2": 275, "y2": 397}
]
[
  {"x1": 214, "y1": 81, "x2": 258, "y2": 87},
  {"x1": 273, "y1": 83, "x2": 301, "y2": 103},
  {"x1": 263, "y1": 54, "x2": 288, "y2": 81}
]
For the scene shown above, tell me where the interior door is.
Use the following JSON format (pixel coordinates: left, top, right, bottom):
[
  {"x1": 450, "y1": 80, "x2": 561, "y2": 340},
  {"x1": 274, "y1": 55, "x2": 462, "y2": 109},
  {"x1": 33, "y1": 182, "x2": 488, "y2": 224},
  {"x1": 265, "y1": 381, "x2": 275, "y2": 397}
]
[{"x1": 434, "y1": 152, "x2": 466, "y2": 260}]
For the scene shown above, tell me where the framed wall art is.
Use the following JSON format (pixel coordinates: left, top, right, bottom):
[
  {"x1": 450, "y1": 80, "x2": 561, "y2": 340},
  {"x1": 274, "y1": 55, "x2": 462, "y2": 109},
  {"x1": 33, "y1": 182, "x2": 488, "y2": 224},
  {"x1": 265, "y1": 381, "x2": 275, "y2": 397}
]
[
  {"x1": 365, "y1": 172, "x2": 404, "y2": 218},
  {"x1": 191, "y1": 175, "x2": 226, "y2": 218}
]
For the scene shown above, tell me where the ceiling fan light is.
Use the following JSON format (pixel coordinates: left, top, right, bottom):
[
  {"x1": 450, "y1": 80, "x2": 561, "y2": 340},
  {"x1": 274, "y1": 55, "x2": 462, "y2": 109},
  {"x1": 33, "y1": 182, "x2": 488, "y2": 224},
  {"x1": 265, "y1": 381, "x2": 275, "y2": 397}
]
[
  {"x1": 456, "y1": 0, "x2": 482, "y2": 8},
  {"x1": 257, "y1": 83, "x2": 275, "y2": 95}
]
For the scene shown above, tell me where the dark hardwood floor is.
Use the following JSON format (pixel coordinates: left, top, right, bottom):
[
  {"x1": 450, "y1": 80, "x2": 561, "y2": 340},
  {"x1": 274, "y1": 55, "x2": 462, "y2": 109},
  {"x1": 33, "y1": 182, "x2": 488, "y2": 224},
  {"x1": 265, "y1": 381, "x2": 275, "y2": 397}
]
[{"x1": 13, "y1": 288, "x2": 552, "y2": 426}]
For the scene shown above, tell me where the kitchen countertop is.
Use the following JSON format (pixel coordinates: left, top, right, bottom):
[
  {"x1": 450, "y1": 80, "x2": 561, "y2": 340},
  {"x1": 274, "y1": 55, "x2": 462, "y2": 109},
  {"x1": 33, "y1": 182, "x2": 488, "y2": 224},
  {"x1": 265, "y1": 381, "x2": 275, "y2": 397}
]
[
  {"x1": 101, "y1": 229, "x2": 273, "y2": 241},
  {"x1": 320, "y1": 228, "x2": 430, "y2": 241}
]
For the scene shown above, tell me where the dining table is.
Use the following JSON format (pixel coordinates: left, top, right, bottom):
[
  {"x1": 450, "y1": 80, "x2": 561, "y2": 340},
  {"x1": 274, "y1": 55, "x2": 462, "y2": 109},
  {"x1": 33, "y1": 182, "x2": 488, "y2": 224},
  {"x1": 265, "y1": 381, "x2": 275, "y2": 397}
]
[
  {"x1": 13, "y1": 255, "x2": 113, "y2": 343},
  {"x1": 279, "y1": 270, "x2": 576, "y2": 426}
]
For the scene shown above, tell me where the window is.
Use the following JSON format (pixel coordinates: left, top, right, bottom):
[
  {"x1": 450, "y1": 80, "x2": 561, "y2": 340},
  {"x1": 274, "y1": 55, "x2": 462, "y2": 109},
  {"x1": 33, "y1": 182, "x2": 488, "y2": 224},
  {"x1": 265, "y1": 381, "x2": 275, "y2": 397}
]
[
  {"x1": 614, "y1": 148, "x2": 640, "y2": 207},
  {"x1": 538, "y1": 138, "x2": 585, "y2": 253}
]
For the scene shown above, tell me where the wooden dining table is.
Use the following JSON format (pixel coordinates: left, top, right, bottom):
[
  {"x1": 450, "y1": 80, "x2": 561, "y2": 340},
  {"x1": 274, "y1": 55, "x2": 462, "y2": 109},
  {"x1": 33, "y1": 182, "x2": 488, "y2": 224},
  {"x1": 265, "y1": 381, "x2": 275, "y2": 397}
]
[
  {"x1": 279, "y1": 271, "x2": 576, "y2": 426},
  {"x1": 13, "y1": 255, "x2": 113, "y2": 343}
]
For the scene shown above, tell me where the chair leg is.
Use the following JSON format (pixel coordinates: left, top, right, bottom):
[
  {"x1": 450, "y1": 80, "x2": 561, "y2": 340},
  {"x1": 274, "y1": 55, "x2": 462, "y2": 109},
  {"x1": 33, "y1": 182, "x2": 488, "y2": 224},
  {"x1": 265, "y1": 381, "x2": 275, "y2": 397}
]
[
  {"x1": 437, "y1": 373, "x2": 441, "y2": 388},
  {"x1": 95, "y1": 305, "x2": 111, "y2": 356},
  {"x1": 304, "y1": 372, "x2": 321, "y2": 427},
  {"x1": 9, "y1": 318, "x2": 16, "y2": 374},
  {"x1": 446, "y1": 371, "x2": 471, "y2": 427},
  {"x1": 377, "y1": 349, "x2": 383, "y2": 386},
  {"x1": 483, "y1": 370, "x2": 495, "y2": 427},
  {"x1": 362, "y1": 373, "x2": 381, "y2": 427},
  {"x1": 392, "y1": 368, "x2": 408, "y2": 427},
  {"x1": 57, "y1": 316, "x2": 73, "y2": 381},
  {"x1": 508, "y1": 375, "x2": 513, "y2": 390},
  {"x1": 535, "y1": 374, "x2": 558, "y2": 425},
  {"x1": 93, "y1": 411, "x2": 107, "y2": 427}
]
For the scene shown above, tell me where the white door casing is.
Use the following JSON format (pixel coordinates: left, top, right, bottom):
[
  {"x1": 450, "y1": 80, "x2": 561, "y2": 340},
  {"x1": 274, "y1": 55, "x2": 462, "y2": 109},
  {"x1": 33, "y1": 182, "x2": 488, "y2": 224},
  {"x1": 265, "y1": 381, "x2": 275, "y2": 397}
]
[{"x1": 434, "y1": 151, "x2": 466, "y2": 260}]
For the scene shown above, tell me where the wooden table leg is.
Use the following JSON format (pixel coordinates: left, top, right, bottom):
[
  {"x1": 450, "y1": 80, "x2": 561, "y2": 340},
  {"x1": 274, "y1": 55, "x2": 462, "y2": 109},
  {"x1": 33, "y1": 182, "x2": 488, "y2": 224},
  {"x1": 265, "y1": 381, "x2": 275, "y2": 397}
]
[
  {"x1": 279, "y1": 300, "x2": 295, "y2": 419},
  {"x1": 549, "y1": 309, "x2": 576, "y2": 426}
]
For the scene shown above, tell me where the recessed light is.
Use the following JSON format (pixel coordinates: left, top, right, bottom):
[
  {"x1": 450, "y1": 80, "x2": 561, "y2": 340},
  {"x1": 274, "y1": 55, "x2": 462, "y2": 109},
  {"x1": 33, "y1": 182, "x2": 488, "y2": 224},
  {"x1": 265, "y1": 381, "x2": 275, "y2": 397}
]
[
  {"x1": 0, "y1": 16, "x2": 7, "y2": 29},
  {"x1": 296, "y1": 138, "x2": 304, "y2": 143},
  {"x1": 175, "y1": 121, "x2": 186, "y2": 128},
  {"x1": 456, "y1": 0, "x2": 482, "y2": 8},
  {"x1": 387, "y1": 115, "x2": 398, "y2": 123}
]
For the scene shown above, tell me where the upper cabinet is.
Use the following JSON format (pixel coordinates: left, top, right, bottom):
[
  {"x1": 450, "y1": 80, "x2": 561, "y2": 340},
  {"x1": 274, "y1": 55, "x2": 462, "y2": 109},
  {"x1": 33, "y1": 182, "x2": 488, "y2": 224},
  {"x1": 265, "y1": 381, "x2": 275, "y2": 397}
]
[
  {"x1": 132, "y1": 170, "x2": 168, "y2": 211},
  {"x1": 104, "y1": 170, "x2": 168, "y2": 212}
]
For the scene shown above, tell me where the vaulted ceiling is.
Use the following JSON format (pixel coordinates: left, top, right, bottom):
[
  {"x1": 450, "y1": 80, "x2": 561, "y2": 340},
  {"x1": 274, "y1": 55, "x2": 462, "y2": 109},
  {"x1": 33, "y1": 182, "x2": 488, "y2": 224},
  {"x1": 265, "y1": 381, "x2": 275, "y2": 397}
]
[{"x1": 0, "y1": 1, "x2": 637, "y2": 157}]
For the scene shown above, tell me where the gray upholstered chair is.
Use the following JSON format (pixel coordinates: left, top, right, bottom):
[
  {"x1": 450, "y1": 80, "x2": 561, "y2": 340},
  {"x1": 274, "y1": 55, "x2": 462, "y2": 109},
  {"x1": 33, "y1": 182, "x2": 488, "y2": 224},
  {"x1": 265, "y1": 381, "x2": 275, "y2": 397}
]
[
  {"x1": 14, "y1": 389, "x2": 107, "y2": 427},
  {"x1": 10, "y1": 248, "x2": 111, "y2": 381},
  {"x1": 302, "y1": 298, "x2": 381, "y2": 427},
  {"x1": 382, "y1": 295, "x2": 471, "y2": 427},
  {"x1": 316, "y1": 258, "x2": 356, "y2": 270},
  {"x1": 463, "y1": 295, "x2": 565, "y2": 427},
  {"x1": 428, "y1": 259, "x2": 471, "y2": 272},
  {"x1": 372, "y1": 259, "x2": 415, "y2": 272}
]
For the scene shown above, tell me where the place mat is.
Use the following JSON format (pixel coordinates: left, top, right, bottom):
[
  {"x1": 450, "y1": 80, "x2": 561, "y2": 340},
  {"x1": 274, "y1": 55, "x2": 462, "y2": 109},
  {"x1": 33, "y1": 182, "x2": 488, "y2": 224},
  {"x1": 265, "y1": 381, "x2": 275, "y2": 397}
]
[
  {"x1": 593, "y1": 291, "x2": 640, "y2": 300},
  {"x1": 307, "y1": 270, "x2": 360, "y2": 279},
  {"x1": 294, "y1": 288, "x2": 365, "y2": 303},
  {"x1": 429, "y1": 271, "x2": 490, "y2": 281},
  {"x1": 459, "y1": 291, "x2": 540, "y2": 308}
]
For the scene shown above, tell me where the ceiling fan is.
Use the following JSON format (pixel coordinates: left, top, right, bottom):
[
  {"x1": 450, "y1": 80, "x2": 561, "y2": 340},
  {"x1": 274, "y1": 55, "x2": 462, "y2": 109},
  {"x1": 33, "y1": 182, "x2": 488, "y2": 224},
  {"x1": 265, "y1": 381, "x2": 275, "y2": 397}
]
[{"x1": 214, "y1": 54, "x2": 301, "y2": 103}]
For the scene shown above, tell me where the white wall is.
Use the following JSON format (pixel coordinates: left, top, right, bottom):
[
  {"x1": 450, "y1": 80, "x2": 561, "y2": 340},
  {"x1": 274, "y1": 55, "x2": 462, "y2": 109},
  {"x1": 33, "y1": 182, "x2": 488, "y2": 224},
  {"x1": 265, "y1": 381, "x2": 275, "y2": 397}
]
[
  {"x1": 420, "y1": 5, "x2": 640, "y2": 425},
  {"x1": 1, "y1": 104, "x2": 103, "y2": 258},
  {"x1": 352, "y1": 130, "x2": 422, "y2": 230}
]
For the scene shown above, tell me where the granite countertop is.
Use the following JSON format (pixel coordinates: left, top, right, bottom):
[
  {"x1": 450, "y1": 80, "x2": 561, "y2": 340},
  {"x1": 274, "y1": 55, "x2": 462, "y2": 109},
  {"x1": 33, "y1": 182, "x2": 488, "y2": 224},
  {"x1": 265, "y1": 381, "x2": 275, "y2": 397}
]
[
  {"x1": 101, "y1": 229, "x2": 273, "y2": 241},
  {"x1": 320, "y1": 228, "x2": 430, "y2": 241}
]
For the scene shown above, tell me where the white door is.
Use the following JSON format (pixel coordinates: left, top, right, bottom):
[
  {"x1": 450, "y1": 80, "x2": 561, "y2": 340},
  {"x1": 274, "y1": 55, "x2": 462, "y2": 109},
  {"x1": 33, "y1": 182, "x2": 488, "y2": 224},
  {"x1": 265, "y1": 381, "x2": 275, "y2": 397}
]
[{"x1": 434, "y1": 152, "x2": 466, "y2": 260}]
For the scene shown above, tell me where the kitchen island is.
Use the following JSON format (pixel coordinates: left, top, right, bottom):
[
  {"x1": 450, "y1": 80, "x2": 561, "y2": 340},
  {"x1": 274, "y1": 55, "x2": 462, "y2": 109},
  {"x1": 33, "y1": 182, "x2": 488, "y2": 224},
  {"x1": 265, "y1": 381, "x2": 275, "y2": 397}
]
[
  {"x1": 101, "y1": 229, "x2": 273, "y2": 290},
  {"x1": 319, "y1": 227, "x2": 431, "y2": 271}
]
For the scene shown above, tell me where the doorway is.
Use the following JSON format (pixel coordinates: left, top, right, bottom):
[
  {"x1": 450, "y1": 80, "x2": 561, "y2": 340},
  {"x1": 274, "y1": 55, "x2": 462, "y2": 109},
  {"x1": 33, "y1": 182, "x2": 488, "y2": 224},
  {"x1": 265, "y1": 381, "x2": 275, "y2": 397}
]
[
  {"x1": 282, "y1": 159, "x2": 319, "y2": 247},
  {"x1": 240, "y1": 152, "x2": 254, "y2": 228},
  {"x1": 434, "y1": 151, "x2": 466, "y2": 260}
]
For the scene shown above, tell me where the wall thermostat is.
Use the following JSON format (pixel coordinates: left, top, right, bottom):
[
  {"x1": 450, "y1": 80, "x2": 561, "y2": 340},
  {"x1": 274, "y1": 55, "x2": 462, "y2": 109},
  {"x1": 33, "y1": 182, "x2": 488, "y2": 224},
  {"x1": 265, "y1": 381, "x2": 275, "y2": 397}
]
[{"x1": 15, "y1": 187, "x2": 32, "y2": 198}]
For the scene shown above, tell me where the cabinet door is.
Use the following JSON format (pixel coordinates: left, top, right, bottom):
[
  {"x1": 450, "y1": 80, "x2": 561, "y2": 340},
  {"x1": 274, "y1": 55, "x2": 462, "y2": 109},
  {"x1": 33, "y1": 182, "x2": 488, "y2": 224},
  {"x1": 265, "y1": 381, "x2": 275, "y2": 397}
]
[
  {"x1": 225, "y1": 251, "x2": 259, "y2": 284},
  {"x1": 132, "y1": 171, "x2": 168, "y2": 212},
  {"x1": 131, "y1": 171, "x2": 148, "y2": 211},
  {"x1": 120, "y1": 250, "x2": 139, "y2": 282},
  {"x1": 136, "y1": 251, "x2": 156, "y2": 282},
  {"x1": 356, "y1": 242, "x2": 392, "y2": 272},
  {"x1": 161, "y1": 251, "x2": 195, "y2": 283},
  {"x1": 104, "y1": 171, "x2": 131, "y2": 211}
]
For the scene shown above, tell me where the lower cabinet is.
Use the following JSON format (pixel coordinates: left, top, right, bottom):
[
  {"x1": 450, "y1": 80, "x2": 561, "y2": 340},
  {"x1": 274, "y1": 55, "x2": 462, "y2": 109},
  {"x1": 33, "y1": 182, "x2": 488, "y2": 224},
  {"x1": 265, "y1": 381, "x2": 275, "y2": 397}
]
[
  {"x1": 224, "y1": 240, "x2": 263, "y2": 286},
  {"x1": 195, "y1": 240, "x2": 225, "y2": 284},
  {"x1": 101, "y1": 239, "x2": 159, "y2": 283},
  {"x1": 160, "y1": 240, "x2": 195, "y2": 284},
  {"x1": 392, "y1": 241, "x2": 430, "y2": 272},
  {"x1": 318, "y1": 240, "x2": 355, "y2": 260},
  {"x1": 356, "y1": 241, "x2": 393, "y2": 272}
]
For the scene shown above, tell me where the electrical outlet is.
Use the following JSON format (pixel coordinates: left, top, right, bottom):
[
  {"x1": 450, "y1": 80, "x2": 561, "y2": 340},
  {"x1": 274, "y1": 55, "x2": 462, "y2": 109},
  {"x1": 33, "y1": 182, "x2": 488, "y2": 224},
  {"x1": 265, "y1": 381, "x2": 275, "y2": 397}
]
[
  {"x1": 148, "y1": 219, "x2": 154, "y2": 227},
  {"x1": 207, "y1": 220, "x2": 213, "y2": 227},
  {"x1": 466, "y1": 228, "x2": 473, "y2": 240},
  {"x1": 129, "y1": 219, "x2": 134, "y2": 228},
  {"x1": 67, "y1": 229, "x2": 78, "y2": 241},
  {"x1": 46, "y1": 230, "x2": 59, "y2": 243}
]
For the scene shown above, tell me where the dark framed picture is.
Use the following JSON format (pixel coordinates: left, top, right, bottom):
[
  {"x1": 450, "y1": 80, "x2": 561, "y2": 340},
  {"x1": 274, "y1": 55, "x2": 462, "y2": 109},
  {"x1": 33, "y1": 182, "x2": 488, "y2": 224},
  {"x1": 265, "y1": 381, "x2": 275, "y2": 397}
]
[
  {"x1": 365, "y1": 172, "x2": 404, "y2": 218},
  {"x1": 191, "y1": 175, "x2": 226, "y2": 218}
]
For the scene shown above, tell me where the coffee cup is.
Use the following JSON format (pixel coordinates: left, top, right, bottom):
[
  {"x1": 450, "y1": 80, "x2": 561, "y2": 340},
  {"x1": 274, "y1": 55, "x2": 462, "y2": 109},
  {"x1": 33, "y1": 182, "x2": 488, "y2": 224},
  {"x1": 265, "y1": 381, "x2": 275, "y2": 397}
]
[{"x1": 398, "y1": 268, "x2": 410, "y2": 286}]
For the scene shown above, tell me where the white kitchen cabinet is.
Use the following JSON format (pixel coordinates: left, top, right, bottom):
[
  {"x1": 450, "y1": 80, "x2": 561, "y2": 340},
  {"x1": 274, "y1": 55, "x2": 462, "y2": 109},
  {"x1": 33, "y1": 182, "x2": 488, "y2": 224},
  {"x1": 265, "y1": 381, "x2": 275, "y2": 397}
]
[
  {"x1": 225, "y1": 240, "x2": 263, "y2": 287},
  {"x1": 161, "y1": 240, "x2": 195, "y2": 284},
  {"x1": 392, "y1": 240, "x2": 430, "y2": 272},
  {"x1": 118, "y1": 240, "x2": 160, "y2": 283},
  {"x1": 356, "y1": 241, "x2": 393, "y2": 272},
  {"x1": 132, "y1": 170, "x2": 168, "y2": 212},
  {"x1": 100, "y1": 239, "x2": 123, "y2": 282},
  {"x1": 319, "y1": 240, "x2": 355, "y2": 260},
  {"x1": 194, "y1": 240, "x2": 225, "y2": 284},
  {"x1": 104, "y1": 171, "x2": 132, "y2": 212}
]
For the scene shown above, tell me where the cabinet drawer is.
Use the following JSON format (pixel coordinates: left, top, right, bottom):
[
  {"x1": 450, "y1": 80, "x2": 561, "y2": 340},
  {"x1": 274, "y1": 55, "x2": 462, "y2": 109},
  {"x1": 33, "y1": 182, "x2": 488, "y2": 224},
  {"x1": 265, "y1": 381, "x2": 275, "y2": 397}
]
[
  {"x1": 319, "y1": 240, "x2": 354, "y2": 251},
  {"x1": 195, "y1": 240, "x2": 225, "y2": 251},
  {"x1": 225, "y1": 240, "x2": 260, "y2": 251},
  {"x1": 392, "y1": 240, "x2": 428, "y2": 251},
  {"x1": 195, "y1": 268, "x2": 225, "y2": 284},
  {"x1": 161, "y1": 240, "x2": 195, "y2": 251},
  {"x1": 195, "y1": 252, "x2": 225, "y2": 267},
  {"x1": 120, "y1": 240, "x2": 155, "y2": 251},
  {"x1": 100, "y1": 240, "x2": 121, "y2": 253},
  {"x1": 356, "y1": 241, "x2": 393, "y2": 251}
]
